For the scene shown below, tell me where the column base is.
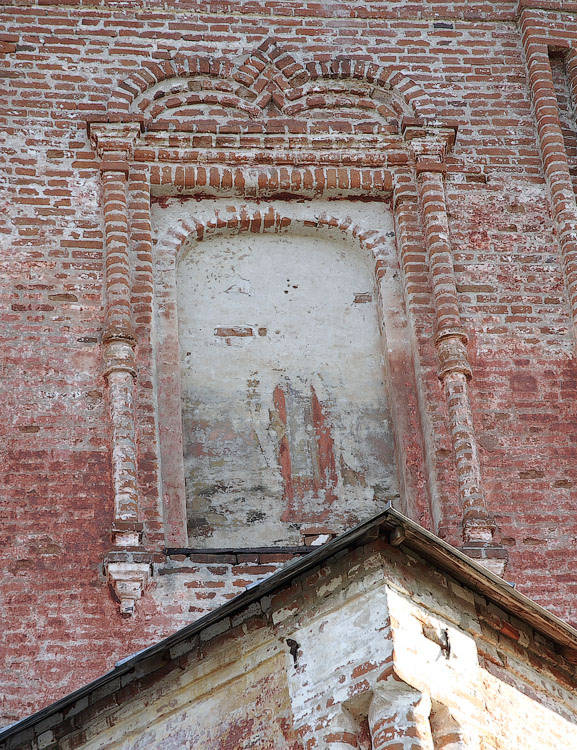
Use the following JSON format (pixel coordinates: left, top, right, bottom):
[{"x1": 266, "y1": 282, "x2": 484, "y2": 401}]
[
  {"x1": 460, "y1": 542, "x2": 508, "y2": 578},
  {"x1": 111, "y1": 521, "x2": 143, "y2": 548}
]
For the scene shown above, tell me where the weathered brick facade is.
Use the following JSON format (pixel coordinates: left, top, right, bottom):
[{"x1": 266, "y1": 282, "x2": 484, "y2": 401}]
[
  {"x1": 3, "y1": 513, "x2": 577, "y2": 749},
  {"x1": 2, "y1": 0, "x2": 577, "y2": 730}
]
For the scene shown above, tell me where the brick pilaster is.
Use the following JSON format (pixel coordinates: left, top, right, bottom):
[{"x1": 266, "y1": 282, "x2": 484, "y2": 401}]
[
  {"x1": 90, "y1": 123, "x2": 151, "y2": 614},
  {"x1": 101, "y1": 167, "x2": 139, "y2": 532},
  {"x1": 392, "y1": 170, "x2": 444, "y2": 530},
  {"x1": 520, "y1": 23, "x2": 577, "y2": 336},
  {"x1": 406, "y1": 130, "x2": 499, "y2": 553}
]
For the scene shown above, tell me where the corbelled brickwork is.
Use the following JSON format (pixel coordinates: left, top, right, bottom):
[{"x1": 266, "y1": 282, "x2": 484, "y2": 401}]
[{"x1": 2, "y1": 0, "x2": 577, "y2": 728}]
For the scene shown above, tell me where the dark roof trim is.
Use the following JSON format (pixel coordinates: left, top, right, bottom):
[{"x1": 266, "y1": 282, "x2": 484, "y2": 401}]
[{"x1": 2, "y1": 504, "x2": 577, "y2": 745}]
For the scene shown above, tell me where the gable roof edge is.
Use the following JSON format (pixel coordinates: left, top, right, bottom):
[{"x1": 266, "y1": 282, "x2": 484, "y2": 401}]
[{"x1": 2, "y1": 505, "x2": 576, "y2": 745}]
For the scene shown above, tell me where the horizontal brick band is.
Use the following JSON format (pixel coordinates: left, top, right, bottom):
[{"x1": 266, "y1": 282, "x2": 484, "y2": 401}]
[{"x1": 149, "y1": 164, "x2": 394, "y2": 197}]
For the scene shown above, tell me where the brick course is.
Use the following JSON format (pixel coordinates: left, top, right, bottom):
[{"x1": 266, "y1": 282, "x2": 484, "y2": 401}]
[{"x1": 2, "y1": 0, "x2": 577, "y2": 725}]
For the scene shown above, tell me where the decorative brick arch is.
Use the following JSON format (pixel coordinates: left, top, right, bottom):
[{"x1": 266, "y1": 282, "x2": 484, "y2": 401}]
[
  {"x1": 164, "y1": 207, "x2": 392, "y2": 267},
  {"x1": 106, "y1": 56, "x2": 237, "y2": 122},
  {"x1": 291, "y1": 59, "x2": 438, "y2": 123},
  {"x1": 88, "y1": 60, "x2": 506, "y2": 613},
  {"x1": 104, "y1": 45, "x2": 438, "y2": 128}
]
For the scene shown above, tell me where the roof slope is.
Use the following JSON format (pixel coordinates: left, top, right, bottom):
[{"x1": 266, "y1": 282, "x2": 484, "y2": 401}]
[{"x1": 2, "y1": 503, "x2": 577, "y2": 746}]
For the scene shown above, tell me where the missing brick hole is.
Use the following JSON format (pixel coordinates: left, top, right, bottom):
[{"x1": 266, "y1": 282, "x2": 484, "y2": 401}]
[
  {"x1": 548, "y1": 45, "x2": 569, "y2": 58},
  {"x1": 286, "y1": 638, "x2": 300, "y2": 667}
]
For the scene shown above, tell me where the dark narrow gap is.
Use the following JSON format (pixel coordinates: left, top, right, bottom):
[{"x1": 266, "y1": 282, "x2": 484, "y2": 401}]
[{"x1": 549, "y1": 49, "x2": 577, "y2": 193}]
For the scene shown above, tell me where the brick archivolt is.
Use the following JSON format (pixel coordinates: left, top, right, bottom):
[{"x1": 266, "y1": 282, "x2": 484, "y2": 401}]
[
  {"x1": 103, "y1": 39, "x2": 437, "y2": 133},
  {"x1": 163, "y1": 208, "x2": 392, "y2": 266}
]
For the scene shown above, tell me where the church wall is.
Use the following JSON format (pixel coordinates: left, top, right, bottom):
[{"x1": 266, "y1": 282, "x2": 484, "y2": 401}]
[
  {"x1": 8, "y1": 539, "x2": 577, "y2": 749},
  {"x1": 2, "y1": 0, "x2": 577, "y2": 724}
]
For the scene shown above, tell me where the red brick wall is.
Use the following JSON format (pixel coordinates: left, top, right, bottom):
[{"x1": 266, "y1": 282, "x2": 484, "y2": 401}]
[{"x1": 2, "y1": 0, "x2": 577, "y2": 724}]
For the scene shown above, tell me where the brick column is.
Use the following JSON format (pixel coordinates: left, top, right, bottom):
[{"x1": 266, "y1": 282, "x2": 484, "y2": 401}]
[
  {"x1": 405, "y1": 129, "x2": 499, "y2": 557},
  {"x1": 101, "y1": 167, "x2": 139, "y2": 535},
  {"x1": 90, "y1": 123, "x2": 150, "y2": 615},
  {"x1": 323, "y1": 705, "x2": 361, "y2": 748},
  {"x1": 368, "y1": 682, "x2": 433, "y2": 750},
  {"x1": 520, "y1": 26, "x2": 577, "y2": 335}
]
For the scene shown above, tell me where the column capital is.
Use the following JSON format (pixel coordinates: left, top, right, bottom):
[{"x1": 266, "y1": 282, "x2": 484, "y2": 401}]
[
  {"x1": 369, "y1": 679, "x2": 433, "y2": 750},
  {"x1": 403, "y1": 125, "x2": 457, "y2": 165},
  {"x1": 88, "y1": 122, "x2": 141, "y2": 160}
]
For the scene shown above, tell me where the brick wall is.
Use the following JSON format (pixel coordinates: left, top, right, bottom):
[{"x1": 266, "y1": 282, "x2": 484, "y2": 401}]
[
  {"x1": 2, "y1": 0, "x2": 577, "y2": 724},
  {"x1": 6, "y1": 538, "x2": 577, "y2": 749}
]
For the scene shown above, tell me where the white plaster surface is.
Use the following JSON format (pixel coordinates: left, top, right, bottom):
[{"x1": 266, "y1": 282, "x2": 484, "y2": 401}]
[{"x1": 153, "y1": 200, "x2": 399, "y2": 545}]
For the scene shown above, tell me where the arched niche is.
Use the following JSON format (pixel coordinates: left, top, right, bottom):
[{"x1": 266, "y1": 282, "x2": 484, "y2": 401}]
[
  {"x1": 178, "y1": 227, "x2": 397, "y2": 546},
  {"x1": 152, "y1": 202, "x2": 404, "y2": 548},
  {"x1": 91, "y1": 44, "x2": 452, "y2": 609}
]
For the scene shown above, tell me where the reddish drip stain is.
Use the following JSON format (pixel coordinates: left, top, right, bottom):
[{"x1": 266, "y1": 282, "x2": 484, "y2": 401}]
[
  {"x1": 278, "y1": 434, "x2": 295, "y2": 508},
  {"x1": 274, "y1": 385, "x2": 295, "y2": 515},
  {"x1": 311, "y1": 385, "x2": 338, "y2": 507},
  {"x1": 276, "y1": 381, "x2": 338, "y2": 522},
  {"x1": 273, "y1": 384, "x2": 287, "y2": 424}
]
